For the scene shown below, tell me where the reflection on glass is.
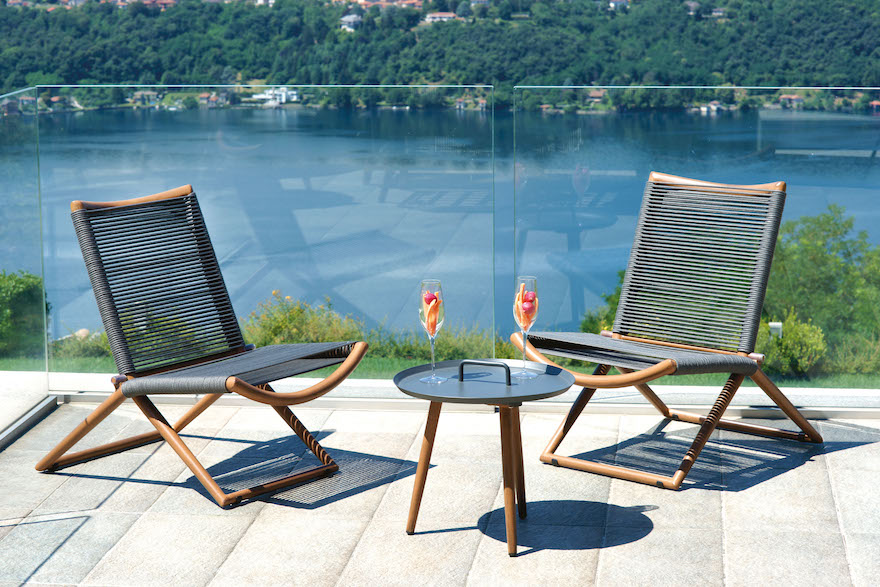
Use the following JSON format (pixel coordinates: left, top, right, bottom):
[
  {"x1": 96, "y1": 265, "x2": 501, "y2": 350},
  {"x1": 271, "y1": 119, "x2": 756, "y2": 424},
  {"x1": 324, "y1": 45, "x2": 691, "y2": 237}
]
[
  {"x1": 0, "y1": 87, "x2": 49, "y2": 429},
  {"x1": 34, "y1": 85, "x2": 495, "y2": 386},
  {"x1": 513, "y1": 86, "x2": 880, "y2": 390}
]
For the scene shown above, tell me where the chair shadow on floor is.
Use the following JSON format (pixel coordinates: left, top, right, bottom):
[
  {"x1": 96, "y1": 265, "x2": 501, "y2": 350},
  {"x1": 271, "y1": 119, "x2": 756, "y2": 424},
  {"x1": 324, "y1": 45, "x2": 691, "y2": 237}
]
[
  {"x1": 563, "y1": 418, "x2": 875, "y2": 491},
  {"x1": 49, "y1": 429, "x2": 417, "y2": 510},
  {"x1": 177, "y1": 429, "x2": 418, "y2": 509}
]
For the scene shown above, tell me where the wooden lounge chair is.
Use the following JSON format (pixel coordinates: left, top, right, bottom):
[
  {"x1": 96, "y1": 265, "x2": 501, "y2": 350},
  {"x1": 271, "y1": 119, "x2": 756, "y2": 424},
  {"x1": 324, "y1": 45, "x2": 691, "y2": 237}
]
[
  {"x1": 36, "y1": 185, "x2": 368, "y2": 507},
  {"x1": 511, "y1": 172, "x2": 823, "y2": 490}
]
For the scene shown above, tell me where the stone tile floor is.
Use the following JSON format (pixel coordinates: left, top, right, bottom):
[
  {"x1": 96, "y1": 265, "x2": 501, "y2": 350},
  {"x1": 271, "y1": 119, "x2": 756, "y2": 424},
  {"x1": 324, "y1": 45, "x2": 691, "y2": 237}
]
[{"x1": 0, "y1": 401, "x2": 878, "y2": 586}]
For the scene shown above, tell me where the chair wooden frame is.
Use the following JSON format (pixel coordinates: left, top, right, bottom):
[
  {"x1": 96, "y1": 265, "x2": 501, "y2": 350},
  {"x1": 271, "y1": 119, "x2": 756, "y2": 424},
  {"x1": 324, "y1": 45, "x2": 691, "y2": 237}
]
[
  {"x1": 512, "y1": 332, "x2": 821, "y2": 489},
  {"x1": 35, "y1": 187, "x2": 369, "y2": 507},
  {"x1": 510, "y1": 172, "x2": 824, "y2": 490}
]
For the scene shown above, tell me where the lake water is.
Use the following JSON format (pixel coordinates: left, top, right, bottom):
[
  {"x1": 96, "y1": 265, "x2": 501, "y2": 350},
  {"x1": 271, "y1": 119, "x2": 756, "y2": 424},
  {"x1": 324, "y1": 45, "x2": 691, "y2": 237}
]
[{"x1": 2, "y1": 105, "x2": 879, "y2": 349}]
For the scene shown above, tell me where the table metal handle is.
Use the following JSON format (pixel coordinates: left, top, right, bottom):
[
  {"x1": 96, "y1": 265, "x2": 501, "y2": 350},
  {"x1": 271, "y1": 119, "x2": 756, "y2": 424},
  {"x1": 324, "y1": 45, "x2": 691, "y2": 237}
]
[{"x1": 458, "y1": 360, "x2": 511, "y2": 386}]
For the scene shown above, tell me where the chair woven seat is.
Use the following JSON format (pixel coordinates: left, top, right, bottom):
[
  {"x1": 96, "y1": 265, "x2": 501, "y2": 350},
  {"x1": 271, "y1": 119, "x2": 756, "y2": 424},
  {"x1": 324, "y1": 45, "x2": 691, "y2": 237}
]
[
  {"x1": 528, "y1": 332, "x2": 758, "y2": 376},
  {"x1": 120, "y1": 342, "x2": 356, "y2": 397}
]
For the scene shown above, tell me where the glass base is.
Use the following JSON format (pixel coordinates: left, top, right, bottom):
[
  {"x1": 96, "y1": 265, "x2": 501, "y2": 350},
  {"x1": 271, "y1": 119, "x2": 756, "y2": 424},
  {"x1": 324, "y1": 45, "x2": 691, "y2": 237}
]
[
  {"x1": 512, "y1": 369, "x2": 538, "y2": 379},
  {"x1": 419, "y1": 374, "x2": 448, "y2": 384}
]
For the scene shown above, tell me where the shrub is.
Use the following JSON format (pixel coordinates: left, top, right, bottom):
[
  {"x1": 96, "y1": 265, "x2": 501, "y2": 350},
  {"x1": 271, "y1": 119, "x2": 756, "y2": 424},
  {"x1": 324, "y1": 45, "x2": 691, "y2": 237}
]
[
  {"x1": 51, "y1": 330, "x2": 112, "y2": 359},
  {"x1": 823, "y1": 333, "x2": 880, "y2": 376},
  {"x1": 0, "y1": 270, "x2": 47, "y2": 357},
  {"x1": 241, "y1": 291, "x2": 362, "y2": 347},
  {"x1": 755, "y1": 310, "x2": 827, "y2": 377},
  {"x1": 242, "y1": 290, "x2": 498, "y2": 362},
  {"x1": 764, "y1": 205, "x2": 880, "y2": 348},
  {"x1": 580, "y1": 270, "x2": 623, "y2": 334}
]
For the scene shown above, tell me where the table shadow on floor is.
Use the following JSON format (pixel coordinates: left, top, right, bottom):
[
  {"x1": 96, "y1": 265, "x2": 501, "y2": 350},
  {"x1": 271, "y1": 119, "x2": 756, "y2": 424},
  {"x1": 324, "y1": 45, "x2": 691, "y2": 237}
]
[{"x1": 477, "y1": 501, "x2": 653, "y2": 556}]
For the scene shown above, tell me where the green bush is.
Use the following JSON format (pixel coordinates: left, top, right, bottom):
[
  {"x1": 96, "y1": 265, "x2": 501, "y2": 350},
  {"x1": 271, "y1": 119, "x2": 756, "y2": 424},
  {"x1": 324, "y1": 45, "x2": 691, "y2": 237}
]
[
  {"x1": 241, "y1": 291, "x2": 362, "y2": 346},
  {"x1": 823, "y1": 333, "x2": 880, "y2": 376},
  {"x1": 764, "y1": 205, "x2": 880, "y2": 348},
  {"x1": 51, "y1": 330, "x2": 112, "y2": 359},
  {"x1": 580, "y1": 270, "x2": 623, "y2": 334},
  {"x1": 755, "y1": 310, "x2": 827, "y2": 377},
  {"x1": 0, "y1": 270, "x2": 47, "y2": 357}
]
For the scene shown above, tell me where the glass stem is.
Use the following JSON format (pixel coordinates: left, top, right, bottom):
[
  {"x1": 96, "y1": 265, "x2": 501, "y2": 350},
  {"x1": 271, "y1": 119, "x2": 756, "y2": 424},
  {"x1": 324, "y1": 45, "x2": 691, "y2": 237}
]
[
  {"x1": 430, "y1": 335, "x2": 436, "y2": 378},
  {"x1": 521, "y1": 329, "x2": 528, "y2": 371}
]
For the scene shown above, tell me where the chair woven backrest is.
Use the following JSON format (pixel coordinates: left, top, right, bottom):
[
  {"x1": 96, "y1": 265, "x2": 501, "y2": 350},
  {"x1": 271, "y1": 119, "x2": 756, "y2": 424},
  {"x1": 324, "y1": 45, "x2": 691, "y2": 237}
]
[
  {"x1": 72, "y1": 188, "x2": 245, "y2": 375},
  {"x1": 613, "y1": 173, "x2": 785, "y2": 353}
]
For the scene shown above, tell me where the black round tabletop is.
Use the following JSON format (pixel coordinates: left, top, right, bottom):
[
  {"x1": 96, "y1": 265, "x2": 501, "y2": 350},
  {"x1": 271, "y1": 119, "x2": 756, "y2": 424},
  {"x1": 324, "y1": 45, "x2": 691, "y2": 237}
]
[{"x1": 393, "y1": 359, "x2": 575, "y2": 405}]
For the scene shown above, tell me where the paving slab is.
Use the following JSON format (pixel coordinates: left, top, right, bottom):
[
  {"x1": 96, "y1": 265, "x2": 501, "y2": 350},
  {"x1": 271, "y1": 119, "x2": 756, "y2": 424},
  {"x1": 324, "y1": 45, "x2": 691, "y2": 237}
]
[
  {"x1": 723, "y1": 528, "x2": 851, "y2": 587},
  {"x1": 722, "y1": 457, "x2": 838, "y2": 532},
  {"x1": 596, "y1": 527, "x2": 723, "y2": 587},
  {"x1": 374, "y1": 461, "x2": 502, "y2": 526},
  {"x1": 487, "y1": 463, "x2": 611, "y2": 528},
  {"x1": 0, "y1": 509, "x2": 137, "y2": 584},
  {"x1": 146, "y1": 454, "x2": 284, "y2": 517},
  {"x1": 32, "y1": 449, "x2": 189, "y2": 516},
  {"x1": 6, "y1": 404, "x2": 136, "y2": 453},
  {"x1": 520, "y1": 414, "x2": 621, "y2": 463},
  {"x1": 827, "y1": 466, "x2": 880, "y2": 535},
  {"x1": 843, "y1": 532, "x2": 880, "y2": 587},
  {"x1": 605, "y1": 472, "x2": 722, "y2": 530},
  {"x1": 467, "y1": 524, "x2": 603, "y2": 584},
  {"x1": 320, "y1": 409, "x2": 424, "y2": 435},
  {"x1": 337, "y1": 519, "x2": 483, "y2": 587},
  {"x1": 0, "y1": 518, "x2": 20, "y2": 542},
  {"x1": 209, "y1": 510, "x2": 368, "y2": 587},
  {"x1": 610, "y1": 418, "x2": 723, "y2": 487},
  {"x1": 82, "y1": 512, "x2": 253, "y2": 586},
  {"x1": 0, "y1": 450, "x2": 72, "y2": 519},
  {"x1": 267, "y1": 451, "x2": 414, "y2": 519},
  {"x1": 817, "y1": 419, "x2": 880, "y2": 471}
]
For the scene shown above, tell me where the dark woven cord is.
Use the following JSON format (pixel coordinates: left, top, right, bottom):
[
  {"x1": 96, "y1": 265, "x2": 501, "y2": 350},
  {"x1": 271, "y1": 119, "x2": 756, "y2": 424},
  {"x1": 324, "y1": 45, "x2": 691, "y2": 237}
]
[
  {"x1": 613, "y1": 181, "x2": 784, "y2": 353},
  {"x1": 72, "y1": 193, "x2": 244, "y2": 374},
  {"x1": 529, "y1": 332, "x2": 758, "y2": 376},
  {"x1": 120, "y1": 342, "x2": 356, "y2": 397}
]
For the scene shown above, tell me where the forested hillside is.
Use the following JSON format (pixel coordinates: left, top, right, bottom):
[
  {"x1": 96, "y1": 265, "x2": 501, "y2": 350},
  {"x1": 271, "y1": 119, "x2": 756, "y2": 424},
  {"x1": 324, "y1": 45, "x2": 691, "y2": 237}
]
[{"x1": 1, "y1": 0, "x2": 878, "y2": 96}]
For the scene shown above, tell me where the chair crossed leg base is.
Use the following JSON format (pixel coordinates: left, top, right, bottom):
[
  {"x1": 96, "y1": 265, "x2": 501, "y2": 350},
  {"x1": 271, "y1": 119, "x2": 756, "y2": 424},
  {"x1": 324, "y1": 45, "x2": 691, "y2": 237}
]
[
  {"x1": 542, "y1": 365, "x2": 823, "y2": 490},
  {"x1": 35, "y1": 385, "x2": 337, "y2": 507}
]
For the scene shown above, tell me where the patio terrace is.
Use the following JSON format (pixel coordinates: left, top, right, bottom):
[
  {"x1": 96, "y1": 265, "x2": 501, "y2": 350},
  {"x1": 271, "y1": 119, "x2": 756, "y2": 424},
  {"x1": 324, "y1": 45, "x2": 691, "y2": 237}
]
[{"x1": 1, "y1": 390, "x2": 878, "y2": 586}]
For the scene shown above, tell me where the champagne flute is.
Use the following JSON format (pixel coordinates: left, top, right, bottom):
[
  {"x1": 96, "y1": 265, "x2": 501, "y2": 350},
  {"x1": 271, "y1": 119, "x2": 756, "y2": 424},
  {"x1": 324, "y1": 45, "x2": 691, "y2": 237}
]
[
  {"x1": 512, "y1": 276, "x2": 538, "y2": 379},
  {"x1": 419, "y1": 279, "x2": 447, "y2": 384}
]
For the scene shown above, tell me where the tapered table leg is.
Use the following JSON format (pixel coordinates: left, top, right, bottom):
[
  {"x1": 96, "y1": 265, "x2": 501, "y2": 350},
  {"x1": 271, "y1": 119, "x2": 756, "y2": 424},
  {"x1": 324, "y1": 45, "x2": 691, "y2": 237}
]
[
  {"x1": 511, "y1": 406, "x2": 526, "y2": 519},
  {"x1": 499, "y1": 406, "x2": 518, "y2": 557},
  {"x1": 406, "y1": 401, "x2": 442, "y2": 535}
]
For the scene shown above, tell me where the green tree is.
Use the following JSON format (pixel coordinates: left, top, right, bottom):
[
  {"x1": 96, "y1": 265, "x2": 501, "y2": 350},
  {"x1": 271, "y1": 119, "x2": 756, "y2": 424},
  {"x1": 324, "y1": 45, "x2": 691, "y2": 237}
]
[{"x1": 764, "y1": 205, "x2": 880, "y2": 348}]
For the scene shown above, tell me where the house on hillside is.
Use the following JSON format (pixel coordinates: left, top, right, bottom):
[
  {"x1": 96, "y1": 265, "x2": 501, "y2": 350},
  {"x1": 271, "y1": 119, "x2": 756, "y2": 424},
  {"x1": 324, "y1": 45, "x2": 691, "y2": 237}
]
[
  {"x1": 340, "y1": 14, "x2": 362, "y2": 32},
  {"x1": 588, "y1": 88, "x2": 607, "y2": 102},
  {"x1": 1, "y1": 99, "x2": 20, "y2": 116},
  {"x1": 779, "y1": 94, "x2": 804, "y2": 108},
  {"x1": 251, "y1": 87, "x2": 298, "y2": 105},
  {"x1": 132, "y1": 91, "x2": 159, "y2": 106},
  {"x1": 684, "y1": 1, "x2": 699, "y2": 15},
  {"x1": 425, "y1": 12, "x2": 458, "y2": 23},
  {"x1": 608, "y1": 0, "x2": 629, "y2": 10}
]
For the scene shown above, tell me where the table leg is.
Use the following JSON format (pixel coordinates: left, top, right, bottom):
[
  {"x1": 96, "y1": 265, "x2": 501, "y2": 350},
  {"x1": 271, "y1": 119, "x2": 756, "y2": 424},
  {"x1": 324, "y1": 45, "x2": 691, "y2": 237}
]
[
  {"x1": 406, "y1": 401, "x2": 442, "y2": 535},
  {"x1": 511, "y1": 406, "x2": 526, "y2": 519},
  {"x1": 499, "y1": 406, "x2": 518, "y2": 557}
]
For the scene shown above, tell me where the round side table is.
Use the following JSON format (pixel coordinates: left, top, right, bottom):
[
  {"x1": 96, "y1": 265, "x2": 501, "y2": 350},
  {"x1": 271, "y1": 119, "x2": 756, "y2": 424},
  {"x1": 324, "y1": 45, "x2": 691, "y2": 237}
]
[{"x1": 394, "y1": 358, "x2": 575, "y2": 557}]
